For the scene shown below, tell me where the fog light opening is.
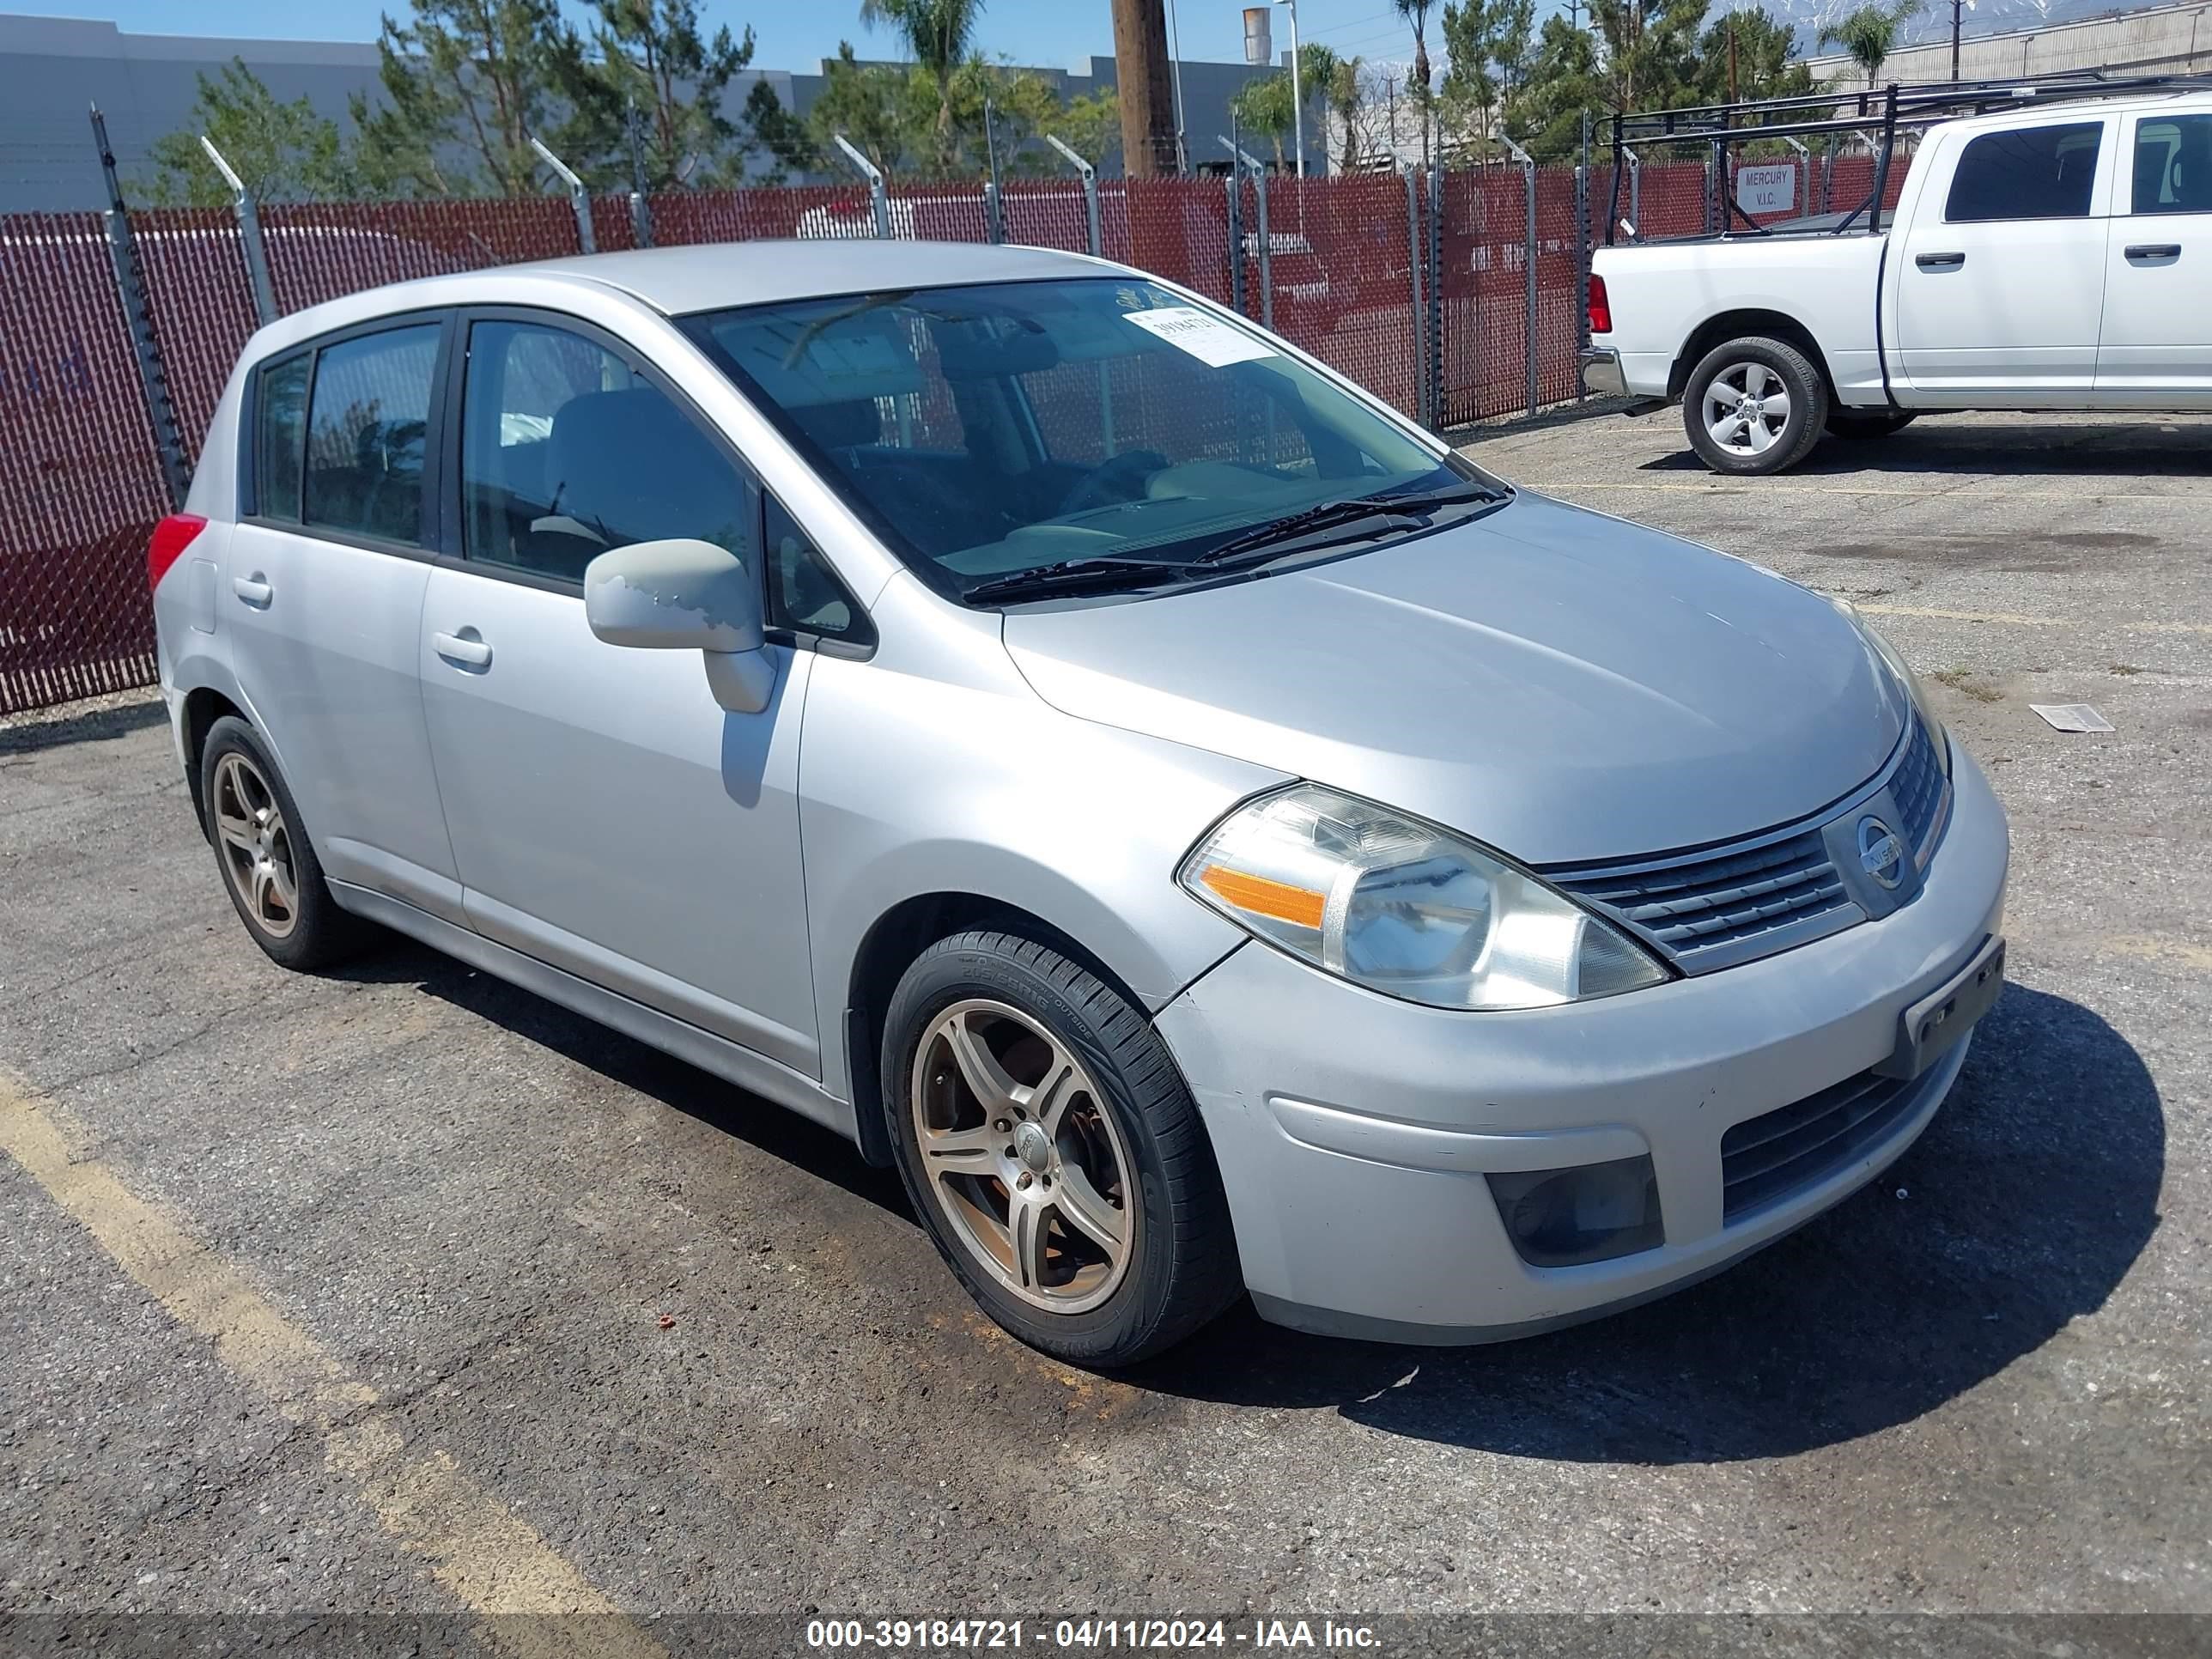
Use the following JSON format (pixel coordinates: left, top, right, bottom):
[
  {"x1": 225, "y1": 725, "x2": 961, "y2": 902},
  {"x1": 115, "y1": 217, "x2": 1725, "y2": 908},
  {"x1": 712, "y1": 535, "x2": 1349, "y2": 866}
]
[{"x1": 1486, "y1": 1155, "x2": 1664, "y2": 1268}]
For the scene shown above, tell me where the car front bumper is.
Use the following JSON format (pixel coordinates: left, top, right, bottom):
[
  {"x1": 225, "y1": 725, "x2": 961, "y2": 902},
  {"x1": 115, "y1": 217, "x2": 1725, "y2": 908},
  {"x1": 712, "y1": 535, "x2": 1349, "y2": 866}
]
[{"x1": 1154, "y1": 744, "x2": 2010, "y2": 1344}]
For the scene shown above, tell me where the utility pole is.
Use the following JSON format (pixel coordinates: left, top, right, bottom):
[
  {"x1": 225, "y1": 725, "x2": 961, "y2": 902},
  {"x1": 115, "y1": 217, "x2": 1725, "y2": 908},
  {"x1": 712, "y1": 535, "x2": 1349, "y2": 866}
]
[
  {"x1": 1276, "y1": 0, "x2": 1304, "y2": 181},
  {"x1": 1111, "y1": 0, "x2": 1178, "y2": 177},
  {"x1": 1728, "y1": 12, "x2": 1739, "y2": 105}
]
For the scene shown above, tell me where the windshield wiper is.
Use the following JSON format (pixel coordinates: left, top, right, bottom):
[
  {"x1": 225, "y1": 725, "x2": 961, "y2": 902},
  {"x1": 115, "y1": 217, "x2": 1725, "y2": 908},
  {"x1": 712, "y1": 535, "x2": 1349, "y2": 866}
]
[
  {"x1": 1193, "y1": 482, "x2": 1507, "y2": 568},
  {"x1": 962, "y1": 556, "x2": 1203, "y2": 604}
]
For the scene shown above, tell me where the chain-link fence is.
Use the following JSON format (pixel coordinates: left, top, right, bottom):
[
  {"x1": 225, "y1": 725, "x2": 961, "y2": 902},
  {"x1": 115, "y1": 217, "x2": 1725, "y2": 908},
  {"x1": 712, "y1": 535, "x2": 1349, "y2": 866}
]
[{"x1": 5, "y1": 146, "x2": 1771, "y2": 717}]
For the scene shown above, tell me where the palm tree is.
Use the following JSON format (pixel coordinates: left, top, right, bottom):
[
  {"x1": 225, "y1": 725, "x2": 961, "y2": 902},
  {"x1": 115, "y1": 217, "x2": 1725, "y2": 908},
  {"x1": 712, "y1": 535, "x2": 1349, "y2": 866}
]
[
  {"x1": 1395, "y1": 0, "x2": 1436, "y2": 165},
  {"x1": 859, "y1": 0, "x2": 983, "y2": 173},
  {"x1": 1820, "y1": 1, "x2": 1917, "y2": 88},
  {"x1": 1327, "y1": 53, "x2": 1367, "y2": 173},
  {"x1": 1294, "y1": 42, "x2": 1341, "y2": 172}
]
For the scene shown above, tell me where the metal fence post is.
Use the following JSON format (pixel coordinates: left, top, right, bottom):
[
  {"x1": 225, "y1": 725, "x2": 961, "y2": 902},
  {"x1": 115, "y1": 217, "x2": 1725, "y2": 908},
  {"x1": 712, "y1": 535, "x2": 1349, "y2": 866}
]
[
  {"x1": 984, "y1": 180, "x2": 1005, "y2": 245},
  {"x1": 199, "y1": 137, "x2": 276, "y2": 327},
  {"x1": 1574, "y1": 113, "x2": 1591, "y2": 397},
  {"x1": 832, "y1": 134, "x2": 892, "y2": 237},
  {"x1": 1225, "y1": 170, "x2": 1245, "y2": 316},
  {"x1": 1627, "y1": 149, "x2": 1641, "y2": 238},
  {"x1": 1044, "y1": 134, "x2": 1102, "y2": 258},
  {"x1": 90, "y1": 106, "x2": 189, "y2": 509},
  {"x1": 1405, "y1": 168, "x2": 1428, "y2": 429},
  {"x1": 624, "y1": 102, "x2": 653, "y2": 248},
  {"x1": 1427, "y1": 146, "x2": 1443, "y2": 432},
  {"x1": 1504, "y1": 137, "x2": 1538, "y2": 420},
  {"x1": 528, "y1": 135, "x2": 596, "y2": 254},
  {"x1": 1251, "y1": 165, "x2": 1273, "y2": 332}
]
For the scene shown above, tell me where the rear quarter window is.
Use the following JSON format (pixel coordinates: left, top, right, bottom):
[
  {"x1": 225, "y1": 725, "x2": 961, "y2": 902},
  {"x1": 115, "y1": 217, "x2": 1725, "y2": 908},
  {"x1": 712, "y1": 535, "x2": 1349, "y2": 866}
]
[
  {"x1": 302, "y1": 324, "x2": 441, "y2": 547},
  {"x1": 253, "y1": 355, "x2": 309, "y2": 522}
]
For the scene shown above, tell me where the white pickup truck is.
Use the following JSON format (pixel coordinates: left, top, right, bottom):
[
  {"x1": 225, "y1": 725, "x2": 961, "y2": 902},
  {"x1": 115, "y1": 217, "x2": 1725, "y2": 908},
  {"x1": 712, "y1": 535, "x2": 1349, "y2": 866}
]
[{"x1": 1582, "y1": 88, "x2": 2212, "y2": 473}]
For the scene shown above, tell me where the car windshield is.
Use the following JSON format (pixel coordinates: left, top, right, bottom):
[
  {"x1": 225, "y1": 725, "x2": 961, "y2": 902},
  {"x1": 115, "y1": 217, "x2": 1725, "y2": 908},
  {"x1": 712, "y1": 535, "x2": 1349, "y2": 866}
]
[{"x1": 682, "y1": 277, "x2": 1499, "y2": 602}]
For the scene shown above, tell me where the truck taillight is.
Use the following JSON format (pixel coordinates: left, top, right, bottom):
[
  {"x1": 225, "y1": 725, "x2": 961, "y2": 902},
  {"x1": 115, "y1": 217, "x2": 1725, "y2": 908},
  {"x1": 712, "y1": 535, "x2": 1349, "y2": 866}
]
[
  {"x1": 147, "y1": 513, "x2": 207, "y2": 591},
  {"x1": 1587, "y1": 274, "x2": 1613, "y2": 336}
]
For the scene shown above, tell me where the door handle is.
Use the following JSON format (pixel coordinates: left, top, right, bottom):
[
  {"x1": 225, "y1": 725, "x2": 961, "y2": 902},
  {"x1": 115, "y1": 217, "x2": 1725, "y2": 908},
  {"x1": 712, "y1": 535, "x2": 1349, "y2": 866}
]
[
  {"x1": 1916, "y1": 252, "x2": 1966, "y2": 270},
  {"x1": 231, "y1": 573, "x2": 272, "y2": 607},
  {"x1": 2124, "y1": 243, "x2": 2182, "y2": 261},
  {"x1": 432, "y1": 629, "x2": 493, "y2": 669}
]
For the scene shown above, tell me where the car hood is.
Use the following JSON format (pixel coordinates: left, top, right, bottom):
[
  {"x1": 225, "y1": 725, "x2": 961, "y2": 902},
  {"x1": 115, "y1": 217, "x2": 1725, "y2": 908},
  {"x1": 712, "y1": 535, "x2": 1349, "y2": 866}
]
[{"x1": 1000, "y1": 491, "x2": 1909, "y2": 866}]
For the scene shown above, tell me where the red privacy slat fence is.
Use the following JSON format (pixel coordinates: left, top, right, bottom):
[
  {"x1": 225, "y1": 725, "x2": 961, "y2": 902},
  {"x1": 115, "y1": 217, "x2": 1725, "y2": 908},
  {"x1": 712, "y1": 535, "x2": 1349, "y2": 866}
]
[{"x1": 0, "y1": 149, "x2": 1911, "y2": 716}]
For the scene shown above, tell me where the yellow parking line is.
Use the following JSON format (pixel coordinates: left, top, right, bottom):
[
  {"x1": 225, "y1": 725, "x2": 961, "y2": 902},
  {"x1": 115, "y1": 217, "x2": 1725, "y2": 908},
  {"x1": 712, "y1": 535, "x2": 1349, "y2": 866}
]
[
  {"x1": 0, "y1": 1075, "x2": 663, "y2": 1659},
  {"x1": 1850, "y1": 602, "x2": 2212, "y2": 637},
  {"x1": 1546, "y1": 479, "x2": 2145, "y2": 501},
  {"x1": 2087, "y1": 934, "x2": 2212, "y2": 974}
]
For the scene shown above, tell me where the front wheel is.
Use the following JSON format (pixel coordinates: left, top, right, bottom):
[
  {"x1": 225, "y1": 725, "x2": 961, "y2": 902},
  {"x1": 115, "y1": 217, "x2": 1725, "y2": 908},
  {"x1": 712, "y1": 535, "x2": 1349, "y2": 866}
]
[
  {"x1": 882, "y1": 929, "x2": 1241, "y2": 1367},
  {"x1": 1682, "y1": 336, "x2": 1828, "y2": 476}
]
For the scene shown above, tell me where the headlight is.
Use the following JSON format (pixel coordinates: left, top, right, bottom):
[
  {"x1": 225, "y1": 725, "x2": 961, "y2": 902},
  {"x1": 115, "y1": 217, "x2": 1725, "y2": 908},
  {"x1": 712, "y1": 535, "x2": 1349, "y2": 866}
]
[
  {"x1": 1178, "y1": 784, "x2": 1669, "y2": 1010},
  {"x1": 1833, "y1": 599, "x2": 1949, "y2": 776}
]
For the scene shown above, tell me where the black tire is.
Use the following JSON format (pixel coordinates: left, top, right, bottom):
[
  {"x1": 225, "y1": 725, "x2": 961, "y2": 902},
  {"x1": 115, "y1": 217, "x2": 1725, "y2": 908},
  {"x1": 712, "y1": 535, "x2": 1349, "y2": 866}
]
[
  {"x1": 881, "y1": 928, "x2": 1241, "y2": 1368},
  {"x1": 1826, "y1": 410, "x2": 1918, "y2": 441},
  {"x1": 1681, "y1": 335, "x2": 1829, "y2": 476},
  {"x1": 198, "y1": 714, "x2": 374, "y2": 972}
]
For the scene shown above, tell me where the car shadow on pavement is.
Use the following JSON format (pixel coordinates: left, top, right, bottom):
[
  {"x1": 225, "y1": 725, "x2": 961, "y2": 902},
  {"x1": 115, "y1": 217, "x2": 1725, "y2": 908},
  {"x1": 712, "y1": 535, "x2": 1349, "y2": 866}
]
[
  {"x1": 1639, "y1": 421, "x2": 2212, "y2": 478},
  {"x1": 335, "y1": 941, "x2": 916, "y2": 1220},
  {"x1": 1128, "y1": 984, "x2": 2164, "y2": 1463}
]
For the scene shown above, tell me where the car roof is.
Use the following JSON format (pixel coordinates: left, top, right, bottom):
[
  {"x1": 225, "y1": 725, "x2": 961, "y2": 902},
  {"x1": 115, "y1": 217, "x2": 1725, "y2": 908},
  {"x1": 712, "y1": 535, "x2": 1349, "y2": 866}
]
[
  {"x1": 506, "y1": 239, "x2": 1116, "y2": 314},
  {"x1": 241, "y1": 238, "x2": 1129, "y2": 361},
  {"x1": 1939, "y1": 87, "x2": 2212, "y2": 135}
]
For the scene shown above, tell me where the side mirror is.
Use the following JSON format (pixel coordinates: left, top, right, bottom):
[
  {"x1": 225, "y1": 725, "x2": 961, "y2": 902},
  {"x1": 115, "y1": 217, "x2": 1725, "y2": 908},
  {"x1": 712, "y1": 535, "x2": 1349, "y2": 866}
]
[{"x1": 584, "y1": 538, "x2": 775, "y2": 714}]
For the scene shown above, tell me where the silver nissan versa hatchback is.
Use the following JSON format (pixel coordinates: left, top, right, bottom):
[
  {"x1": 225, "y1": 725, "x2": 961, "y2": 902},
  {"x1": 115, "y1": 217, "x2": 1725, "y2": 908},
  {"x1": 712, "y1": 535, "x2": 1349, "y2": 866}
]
[{"x1": 151, "y1": 241, "x2": 2008, "y2": 1366}]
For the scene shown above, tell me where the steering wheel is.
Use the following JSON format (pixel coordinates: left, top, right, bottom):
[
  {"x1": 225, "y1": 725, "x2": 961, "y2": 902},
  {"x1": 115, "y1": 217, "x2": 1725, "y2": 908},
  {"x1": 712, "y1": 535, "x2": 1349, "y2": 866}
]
[{"x1": 1055, "y1": 449, "x2": 1169, "y2": 517}]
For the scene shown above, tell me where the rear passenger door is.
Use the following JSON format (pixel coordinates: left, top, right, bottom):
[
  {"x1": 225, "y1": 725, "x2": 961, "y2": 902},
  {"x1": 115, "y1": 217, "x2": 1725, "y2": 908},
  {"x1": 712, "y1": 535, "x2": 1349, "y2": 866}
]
[
  {"x1": 1893, "y1": 117, "x2": 2116, "y2": 406},
  {"x1": 2096, "y1": 109, "x2": 2212, "y2": 405},
  {"x1": 224, "y1": 314, "x2": 465, "y2": 922},
  {"x1": 416, "y1": 311, "x2": 861, "y2": 1078}
]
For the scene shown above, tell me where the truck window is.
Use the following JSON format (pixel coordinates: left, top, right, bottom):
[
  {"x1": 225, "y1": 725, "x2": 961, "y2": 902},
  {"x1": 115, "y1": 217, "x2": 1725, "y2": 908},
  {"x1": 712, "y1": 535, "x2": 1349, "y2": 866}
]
[
  {"x1": 1945, "y1": 122, "x2": 2104, "y2": 223},
  {"x1": 2131, "y1": 116, "x2": 2212, "y2": 216}
]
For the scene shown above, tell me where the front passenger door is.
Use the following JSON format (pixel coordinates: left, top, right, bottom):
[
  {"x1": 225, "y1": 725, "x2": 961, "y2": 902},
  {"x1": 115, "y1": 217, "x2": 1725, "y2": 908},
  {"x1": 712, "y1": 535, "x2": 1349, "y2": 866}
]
[
  {"x1": 2097, "y1": 111, "x2": 2212, "y2": 406},
  {"x1": 417, "y1": 313, "x2": 822, "y2": 1075}
]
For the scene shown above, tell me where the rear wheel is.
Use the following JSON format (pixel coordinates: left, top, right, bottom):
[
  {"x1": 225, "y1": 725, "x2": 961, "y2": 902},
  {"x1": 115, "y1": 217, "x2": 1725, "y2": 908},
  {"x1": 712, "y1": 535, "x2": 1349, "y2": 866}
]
[
  {"x1": 1682, "y1": 336, "x2": 1828, "y2": 476},
  {"x1": 882, "y1": 929, "x2": 1240, "y2": 1367},
  {"x1": 1826, "y1": 410, "x2": 1918, "y2": 441},
  {"x1": 199, "y1": 715, "x2": 373, "y2": 972}
]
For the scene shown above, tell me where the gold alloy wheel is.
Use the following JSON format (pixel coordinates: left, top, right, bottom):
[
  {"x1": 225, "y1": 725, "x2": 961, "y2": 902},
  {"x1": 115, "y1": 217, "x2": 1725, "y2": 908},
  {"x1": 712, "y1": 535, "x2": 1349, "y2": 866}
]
[
  {"x1": 908, "y1": 999, "x2": 1136, "y2": 1315},
  {"x1": 211, "y1": 751, "x2": 301, "y2": 941}
]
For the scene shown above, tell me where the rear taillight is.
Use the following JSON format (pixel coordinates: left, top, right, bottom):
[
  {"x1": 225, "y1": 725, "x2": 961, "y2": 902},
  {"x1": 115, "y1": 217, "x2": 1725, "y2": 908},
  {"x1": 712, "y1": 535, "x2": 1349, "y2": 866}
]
[
  {"x1": 1587, "y1": 274, "x2": 1613, "y2": 336},
  {"x1": 147, "y1": 513, "x2": 207, "y2": 591}
]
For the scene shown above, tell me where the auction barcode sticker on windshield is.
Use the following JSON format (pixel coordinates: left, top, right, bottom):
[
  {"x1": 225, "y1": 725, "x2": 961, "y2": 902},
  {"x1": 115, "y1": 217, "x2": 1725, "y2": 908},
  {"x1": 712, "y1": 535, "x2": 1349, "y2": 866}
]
[{"x1": 1122, "y1": 306, "x2": 1277, "y2": 367}]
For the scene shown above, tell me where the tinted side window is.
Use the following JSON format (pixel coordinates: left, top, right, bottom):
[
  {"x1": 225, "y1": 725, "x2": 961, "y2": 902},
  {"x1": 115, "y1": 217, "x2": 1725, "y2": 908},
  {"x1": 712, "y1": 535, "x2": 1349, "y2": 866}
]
[
  {"x1": 302, "y1": 325, "x2": 440, "y2": 545},
  {"x1": 255, "y1": 355, "x2": 308, "y2": 522},
  {"x1": 765, "y1": 494, "x2": 872, "y2": 647},
  {"x1": 1946, "y1": 122, "x2": 2104, "y2": 222},
  {"x1": 2131, "y1": 115, "x2": 2212, "y2": 216},
  {"x1": 460, "y1": 319, "x2": 755, "y2": 584}
]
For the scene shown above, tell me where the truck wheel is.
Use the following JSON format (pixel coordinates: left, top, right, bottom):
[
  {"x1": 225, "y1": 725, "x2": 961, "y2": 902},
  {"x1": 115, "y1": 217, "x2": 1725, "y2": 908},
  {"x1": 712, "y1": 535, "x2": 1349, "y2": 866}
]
[
  {"x1": 1826, "y1": 410, "x2": 1918, "y2": 441},
  {"x1": 1683, "y1": 337, "x2": 1828, "y2": 476}
]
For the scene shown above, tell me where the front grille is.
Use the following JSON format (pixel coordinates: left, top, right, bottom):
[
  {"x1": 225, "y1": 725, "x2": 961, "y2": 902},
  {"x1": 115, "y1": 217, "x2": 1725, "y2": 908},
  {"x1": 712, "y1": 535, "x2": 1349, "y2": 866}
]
[
  {"x1": 1553, "y1": 830, "x2": 1855, "y2": 975},
  {"x1": 1547, "y1": 713, "x2": 1954, "y2": 976},
  {"x1": 1891, "y1": 712, "x2": 1951, "y2": 865},
  {"x1": 1720, "y1": 1067, "x2": 1925, "y2": 1221}
]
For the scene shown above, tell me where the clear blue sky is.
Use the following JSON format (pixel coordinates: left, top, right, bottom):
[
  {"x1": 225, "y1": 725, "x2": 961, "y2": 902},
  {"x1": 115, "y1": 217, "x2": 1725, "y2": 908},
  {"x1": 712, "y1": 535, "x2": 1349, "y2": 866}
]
[{"x1": 11, "y1": 2, "x2": 1445, "y2": 76}]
